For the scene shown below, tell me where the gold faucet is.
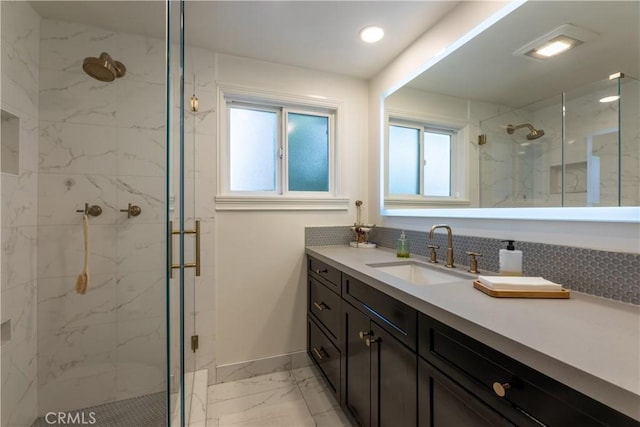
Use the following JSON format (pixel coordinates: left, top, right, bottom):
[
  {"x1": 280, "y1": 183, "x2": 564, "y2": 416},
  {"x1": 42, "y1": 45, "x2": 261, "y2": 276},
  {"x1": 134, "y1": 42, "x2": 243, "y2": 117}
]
[{"x1": 429, "y1": 224, "x2": 454, "y2": 268}]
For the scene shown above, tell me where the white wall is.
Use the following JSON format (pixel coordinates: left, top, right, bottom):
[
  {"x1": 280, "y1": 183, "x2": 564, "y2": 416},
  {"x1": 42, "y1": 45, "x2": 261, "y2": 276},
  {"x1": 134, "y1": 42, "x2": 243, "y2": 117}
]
[
  {"x1": 1, "y1": 2, "x2": 40, "y2": 426},
  {"x1": 369, "y1": 1, "x2": 640, "y2": 254},
  {"x1": 214, "y1": 54, "x2": 368, "y2": 366}
]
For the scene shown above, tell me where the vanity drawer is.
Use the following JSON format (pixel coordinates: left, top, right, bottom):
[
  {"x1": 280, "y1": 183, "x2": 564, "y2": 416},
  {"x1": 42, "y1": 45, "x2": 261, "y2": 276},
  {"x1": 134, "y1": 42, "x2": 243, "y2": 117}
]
[
  {"x1": 309, "y1": 277, "x2": 340, "y2": 340},
  {"x1": 342, "y1": 274, "x2": 417, "y2": 350},
  {"x1": 308, "y1": 316, "x2": 340, "y2": 396},
  {"x1": 308, "y1": 256, "x2": 341, "y2": 294},
  {"x1": 418, "y1": 314, "x2": 638, "y2": 427}
]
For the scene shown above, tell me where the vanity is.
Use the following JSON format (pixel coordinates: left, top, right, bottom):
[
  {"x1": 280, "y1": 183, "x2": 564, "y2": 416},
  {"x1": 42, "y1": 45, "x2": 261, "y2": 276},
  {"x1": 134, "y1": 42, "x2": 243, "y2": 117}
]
[{"x1": 306, "y1": 246, "x2": 640, "y2": 427}]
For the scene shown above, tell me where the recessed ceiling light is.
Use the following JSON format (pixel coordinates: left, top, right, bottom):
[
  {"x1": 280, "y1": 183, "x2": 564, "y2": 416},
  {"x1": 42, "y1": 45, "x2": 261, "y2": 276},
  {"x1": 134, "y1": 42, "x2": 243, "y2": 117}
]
[
  {"x1": 360, "y1": 26, "x2": 384, "y2": 43},
  {"x1": 599, "y1": 95, "x2": 620, "y2": 103},
  {"x1": 533, "y1": 37, "x2": 580, "y2": 58}
]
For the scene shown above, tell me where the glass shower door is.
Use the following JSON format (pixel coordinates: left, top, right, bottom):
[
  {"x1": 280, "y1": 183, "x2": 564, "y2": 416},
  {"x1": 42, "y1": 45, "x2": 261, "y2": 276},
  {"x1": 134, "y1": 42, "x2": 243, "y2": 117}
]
[{"x1": 167, "y1": 1, "x2": 197, "y2": 426}]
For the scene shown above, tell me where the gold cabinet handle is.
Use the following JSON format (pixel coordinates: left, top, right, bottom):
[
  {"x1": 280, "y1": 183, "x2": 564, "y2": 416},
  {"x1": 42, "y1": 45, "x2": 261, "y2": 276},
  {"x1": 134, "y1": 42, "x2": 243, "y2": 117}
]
[
  {"x1": 492, "y1": 382, "x2": 511, "y2": 397},
  {"x1": 313, "y1": 347, "x2": 328, "y2": 360},
  {"x1": 365, "y1": 337, "x2": 379, "y2": 347},
  {"x1": 314, "y1": 268, "x2": 328, "y2": 274},
  {"x1": 313, "y1": 301, "x2": 329, "y2": 311},
  {"x1": 359, "y1": 331, "x2": 372, "y2": 339},
  {"x1": 169, "y1": 220, "x2": 201, "y2": 278}
]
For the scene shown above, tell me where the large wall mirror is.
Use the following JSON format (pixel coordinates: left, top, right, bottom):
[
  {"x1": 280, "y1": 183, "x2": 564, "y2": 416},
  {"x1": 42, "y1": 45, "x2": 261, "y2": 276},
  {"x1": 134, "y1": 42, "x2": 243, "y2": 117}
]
[{"x1": 382, "y1": 1, "x2": 639, "y2": 221}]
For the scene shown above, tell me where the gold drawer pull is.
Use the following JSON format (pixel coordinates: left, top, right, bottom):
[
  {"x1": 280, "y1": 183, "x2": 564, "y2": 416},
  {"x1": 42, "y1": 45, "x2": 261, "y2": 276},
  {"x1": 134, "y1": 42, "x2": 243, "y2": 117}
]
[
  {"x1": 315, "y1": 268, "x2": 328, "y2": 274},
  {"x1": 313, "y1": 301, "x2": 329, "y2": 311},
  {"x1": 492, "y1": 382, "x2": 511, "y2": 397},
  {"x1": 313, "y1": 347, "x2": 328, "y2": 360}
]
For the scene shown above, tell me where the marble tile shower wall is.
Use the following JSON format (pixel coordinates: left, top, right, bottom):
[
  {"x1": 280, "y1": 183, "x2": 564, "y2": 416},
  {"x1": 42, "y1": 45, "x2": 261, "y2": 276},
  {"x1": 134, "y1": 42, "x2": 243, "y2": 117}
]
[
  {"x1": 480, "y1": 78, "x2": 639, "y2": 208},
  {"x1": 1, "y1": 2, "x2": 41, "y2": 426},
  {"x1": 36, "y1": 19, "x2": 167, "y2": 414},
  {"x1": 305, "y1": 226, "x2": 640, "y2": 305}
]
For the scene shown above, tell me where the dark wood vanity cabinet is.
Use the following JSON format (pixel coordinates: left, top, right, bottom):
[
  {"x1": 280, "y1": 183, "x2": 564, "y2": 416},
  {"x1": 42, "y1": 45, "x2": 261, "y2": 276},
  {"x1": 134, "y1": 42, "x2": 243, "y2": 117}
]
[
  {"x1": 306, "y1": 255, "x2": 639, "y2": 427},
  {"x1": 341, "y1": 273, "x2": 417, "y2": 427},
  {"x1": 306, "y1": 257, "x2": 342, "y2": 401},
  {"x1": 418, "y1": 314, "x2": 640, "y2": 427},
  {"x1": 418, "y1": 357, "x2": 516, "y2": 427},
  {"x1": 343, "y1": 301, "x2": 417, "y2": 427}
]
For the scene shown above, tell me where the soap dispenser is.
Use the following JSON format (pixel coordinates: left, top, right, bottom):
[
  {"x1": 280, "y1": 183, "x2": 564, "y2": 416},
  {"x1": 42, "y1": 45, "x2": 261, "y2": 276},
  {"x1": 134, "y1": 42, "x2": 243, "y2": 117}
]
[
  {"x1": 499, "y1": 240, "x2": 522, "y2": 276},
  {"x1": 396, "y1": 231, "x2": 410, "y2": 258}
]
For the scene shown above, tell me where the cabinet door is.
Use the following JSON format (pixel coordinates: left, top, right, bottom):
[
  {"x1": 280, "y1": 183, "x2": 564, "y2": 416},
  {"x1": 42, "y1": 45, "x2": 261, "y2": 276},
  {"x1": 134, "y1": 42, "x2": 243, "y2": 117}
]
[
  {"x1": 344, "y1": 302, "x2": 372, "y2": 427},
  {"x1": 371, "y1": 322, "x2": 417, "y2": 427},
  {"x1": 418, "y1": 358, "x2": 514, "y2": 427}
]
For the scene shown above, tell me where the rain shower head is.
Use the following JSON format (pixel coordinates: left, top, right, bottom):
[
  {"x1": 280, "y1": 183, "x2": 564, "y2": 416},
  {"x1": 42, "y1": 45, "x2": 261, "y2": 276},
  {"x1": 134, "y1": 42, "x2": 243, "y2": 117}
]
[
  {"x1": 506, "y1": 123, "x2": 545, "y2": 140},
  {"x1": 82, "y1": 52, "x2": 126, "y2": 82}
]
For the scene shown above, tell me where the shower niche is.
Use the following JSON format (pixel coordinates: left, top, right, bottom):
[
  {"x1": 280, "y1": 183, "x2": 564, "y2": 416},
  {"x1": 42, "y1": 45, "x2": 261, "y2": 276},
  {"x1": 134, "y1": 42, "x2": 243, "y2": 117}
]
[
  {"x1": 1, "y1": 108, "x2": 20, "y2": 176},
  {"x1": 479, "y1": 74, "x2": 639, "y2": 208}
]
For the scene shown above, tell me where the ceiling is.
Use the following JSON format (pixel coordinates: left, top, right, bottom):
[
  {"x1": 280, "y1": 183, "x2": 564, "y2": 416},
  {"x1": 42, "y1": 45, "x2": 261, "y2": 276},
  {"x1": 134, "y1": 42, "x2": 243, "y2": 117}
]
[
  {"x1": 406, "y1": 1, "x2": 640, "y2": 109},
  {"x1": 29, "y1": 1, "x2": 460, "y2": 79}
]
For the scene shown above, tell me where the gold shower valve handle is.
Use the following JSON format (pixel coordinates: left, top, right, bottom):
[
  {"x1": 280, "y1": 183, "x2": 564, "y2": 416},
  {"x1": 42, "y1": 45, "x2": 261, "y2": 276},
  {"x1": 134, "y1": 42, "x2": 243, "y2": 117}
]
[
  {"x1": 120, "y1": 203, "x2": 142, "y2": 218},
  {"x1": 76, "y1": 203, "x2": 102, "y2": 217}
]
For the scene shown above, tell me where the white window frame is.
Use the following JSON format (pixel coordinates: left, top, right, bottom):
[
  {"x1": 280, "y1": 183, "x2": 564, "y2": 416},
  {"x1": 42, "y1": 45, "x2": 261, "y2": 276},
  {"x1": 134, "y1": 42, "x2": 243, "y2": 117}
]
[
  {"x1": 216, "y1": 84, "x2": 348, "y2": 211},
  {"x1": 385, "y1": 110, "x2": 470, "y2": 208}
]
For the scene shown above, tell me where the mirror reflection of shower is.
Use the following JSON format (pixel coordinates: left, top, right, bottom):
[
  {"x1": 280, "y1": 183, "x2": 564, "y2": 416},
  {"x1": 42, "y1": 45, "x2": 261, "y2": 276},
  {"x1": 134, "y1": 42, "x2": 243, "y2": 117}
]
[
  {"x1": 82, "y1": 52, "x2": 126, "y2": 82},
  {"x1": 506, "y1": 123, "x2": 545, "y2": 140}
]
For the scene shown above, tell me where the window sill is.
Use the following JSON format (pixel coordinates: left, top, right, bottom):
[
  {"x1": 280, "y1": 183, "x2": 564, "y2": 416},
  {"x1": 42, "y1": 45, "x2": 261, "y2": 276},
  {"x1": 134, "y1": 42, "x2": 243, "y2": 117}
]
[
  {"x1": 384, "y1": 197, "x2": 470, "y2": 210},
  {"x1": 215, "y1": 195, "x2": 350, "y2": 211}
]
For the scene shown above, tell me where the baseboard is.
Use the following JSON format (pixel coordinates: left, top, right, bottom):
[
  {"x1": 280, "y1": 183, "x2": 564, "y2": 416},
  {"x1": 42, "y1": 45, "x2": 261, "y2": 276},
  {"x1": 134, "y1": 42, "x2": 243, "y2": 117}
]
[{"x1": 215, "y1": 350, "x2": 312, "y2": 384}]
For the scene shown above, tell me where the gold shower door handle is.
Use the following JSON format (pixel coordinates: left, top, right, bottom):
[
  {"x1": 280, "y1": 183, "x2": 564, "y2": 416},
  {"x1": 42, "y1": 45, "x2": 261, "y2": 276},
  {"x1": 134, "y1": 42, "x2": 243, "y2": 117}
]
[{"x1": 169, "y1": 220, "x2": 201, "y2": 278}]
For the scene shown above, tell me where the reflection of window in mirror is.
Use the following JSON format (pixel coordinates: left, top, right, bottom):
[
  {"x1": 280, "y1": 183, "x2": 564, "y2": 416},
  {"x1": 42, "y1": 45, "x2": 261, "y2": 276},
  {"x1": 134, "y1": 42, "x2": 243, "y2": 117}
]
[
  {"x1": 386, "y1": 116, "x2": 468, "y2": 208},
  {"x1": 1, "y1": 109, "x2": 20, "y2": 175}
]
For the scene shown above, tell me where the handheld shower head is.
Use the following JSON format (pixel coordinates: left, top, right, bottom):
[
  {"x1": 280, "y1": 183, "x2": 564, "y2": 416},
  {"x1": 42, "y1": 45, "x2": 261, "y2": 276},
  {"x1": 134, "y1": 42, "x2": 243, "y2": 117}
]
[
  {"x1": 82, "y1": 52, "x2": 126, "y2": 82},
  {"x1": 506, "y1": 123, "x2": 545, "y2": 140}
]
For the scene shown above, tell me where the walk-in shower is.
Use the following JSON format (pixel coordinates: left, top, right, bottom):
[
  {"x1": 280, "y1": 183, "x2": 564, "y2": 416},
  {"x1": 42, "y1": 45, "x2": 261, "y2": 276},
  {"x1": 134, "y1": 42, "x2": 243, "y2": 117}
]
[
  {"x1": 82, "y1": 52, "x2": 127, "y2": 82},
  {"x1": 1, "y1": 1, "x2": 196, "y2": 426},
  {"x1": 506, "y1": 123, "x2": 545, "y2": 140}
]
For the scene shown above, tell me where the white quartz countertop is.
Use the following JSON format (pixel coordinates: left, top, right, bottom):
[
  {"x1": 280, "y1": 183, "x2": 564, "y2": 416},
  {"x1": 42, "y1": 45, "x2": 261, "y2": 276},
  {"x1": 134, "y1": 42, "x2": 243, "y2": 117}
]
[{"x1": 306, "y1": 245, "x2": 640, "y2": 421}]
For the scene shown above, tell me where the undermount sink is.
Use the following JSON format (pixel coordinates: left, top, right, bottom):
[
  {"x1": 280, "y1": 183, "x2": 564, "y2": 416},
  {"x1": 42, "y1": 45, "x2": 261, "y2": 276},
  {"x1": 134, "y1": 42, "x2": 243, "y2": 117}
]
[{"x1": 367, "y1": 260, "x2": 470, "y2": 286}]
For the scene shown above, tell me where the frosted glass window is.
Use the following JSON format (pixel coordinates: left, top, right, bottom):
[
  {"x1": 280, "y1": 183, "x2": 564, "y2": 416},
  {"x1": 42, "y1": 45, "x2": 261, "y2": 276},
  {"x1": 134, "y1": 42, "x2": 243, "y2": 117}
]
[
  {"x1": 229, "y1": 107, "x2": 277, "y2": 191},
  {"x1": 287, "y1": 113, "x2": 329, "y2": 192},
  {"x1": 424, "y1": 131, "x2": 451, "y2": 196},
  {"x1": 389, "y1": 125, "x2": 420, "y2": 194}
]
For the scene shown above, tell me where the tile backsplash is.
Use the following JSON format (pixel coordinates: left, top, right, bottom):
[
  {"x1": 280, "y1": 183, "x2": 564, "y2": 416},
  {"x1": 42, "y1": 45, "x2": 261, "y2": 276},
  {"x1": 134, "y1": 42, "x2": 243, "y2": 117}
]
[{"x1": 305, "y1": 226, "x2": 640, "y2": 305}]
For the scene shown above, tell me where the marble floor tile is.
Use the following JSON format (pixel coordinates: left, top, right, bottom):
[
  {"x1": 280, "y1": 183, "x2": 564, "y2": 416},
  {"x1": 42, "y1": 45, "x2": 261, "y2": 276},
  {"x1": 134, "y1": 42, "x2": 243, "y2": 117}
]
[
  {"x1": 208, "y1": 371, "x2": 296, "y2": 404},
  {"x1": 208, "y1": 386, "x2": 314, "y2": 427},
  {"x1": 206, "y1": 367, "x2": 350, "y2": 427},
  {"x1": 312, "y1": 407, "x2": 352, "y2": 427}
]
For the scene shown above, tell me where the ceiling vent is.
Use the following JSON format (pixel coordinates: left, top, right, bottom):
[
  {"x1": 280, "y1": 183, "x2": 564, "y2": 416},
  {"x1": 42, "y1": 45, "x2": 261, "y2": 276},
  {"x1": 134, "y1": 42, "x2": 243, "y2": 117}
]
[{"x1": 513, "y1": 24, "x2": 598, "y2": 60}]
